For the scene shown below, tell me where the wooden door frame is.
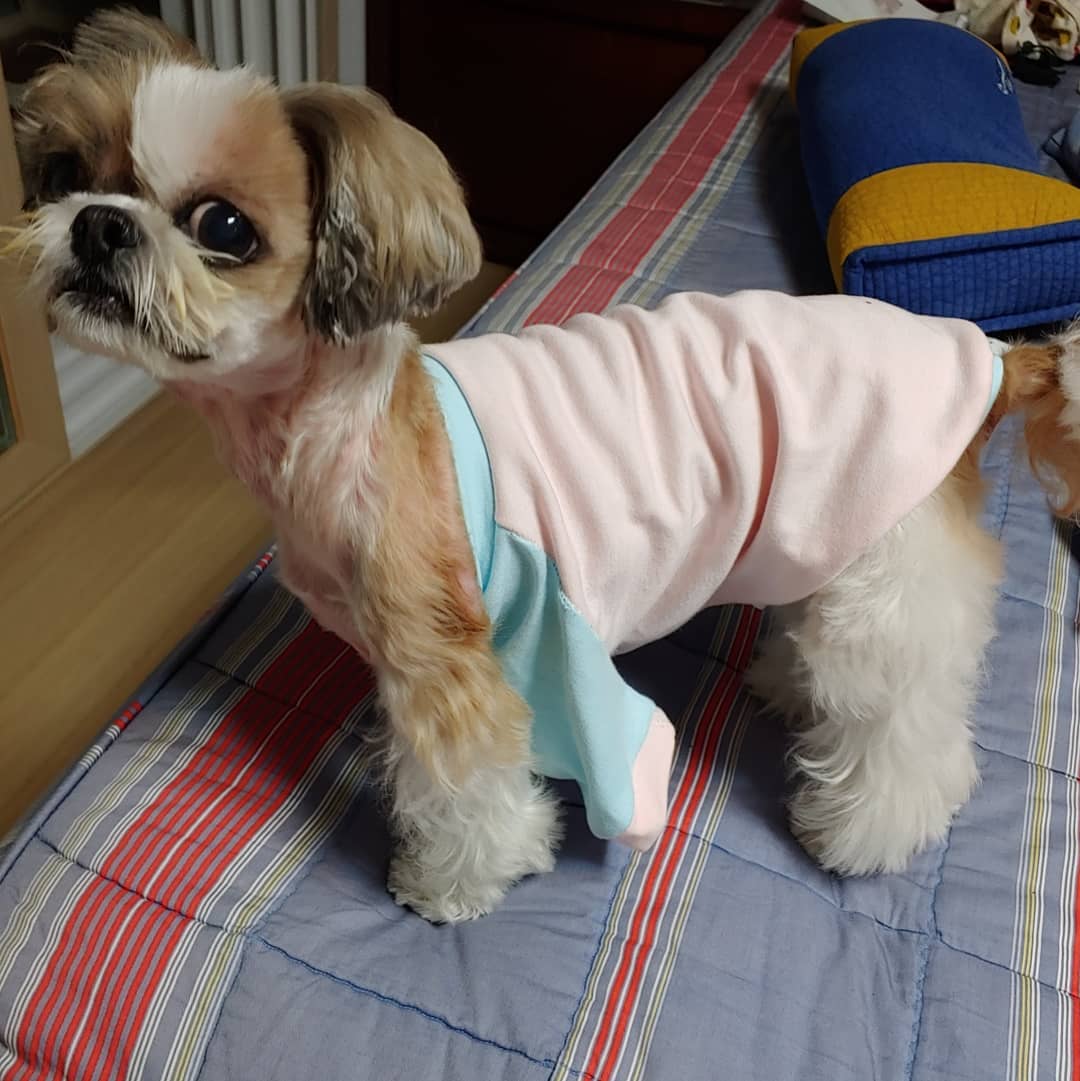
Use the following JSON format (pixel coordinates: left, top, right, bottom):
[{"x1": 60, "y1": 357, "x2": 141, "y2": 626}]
[{"x1": 0, "y1": 62, "x2": 70, "y2": 519}]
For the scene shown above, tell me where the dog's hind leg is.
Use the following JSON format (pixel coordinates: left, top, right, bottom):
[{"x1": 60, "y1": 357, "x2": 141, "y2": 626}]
[{"x1": 774, "y1": 473, "x2": 1002, "y2": 876}]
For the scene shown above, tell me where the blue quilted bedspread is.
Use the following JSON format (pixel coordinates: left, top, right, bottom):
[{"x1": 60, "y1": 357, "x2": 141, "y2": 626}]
[{"x1": 3, "y1": 2, "x2": 1080, "y2": 1078}]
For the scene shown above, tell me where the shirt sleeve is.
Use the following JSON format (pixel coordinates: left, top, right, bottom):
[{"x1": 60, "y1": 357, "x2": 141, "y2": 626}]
[{"x1": 487, "y1": 522, "x2": 673, "y2": 846}]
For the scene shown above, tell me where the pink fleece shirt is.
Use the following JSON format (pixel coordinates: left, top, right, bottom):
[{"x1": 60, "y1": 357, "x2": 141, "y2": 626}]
[{"x1": 426, "y1": 290, "x2": 997, "y2": 847}]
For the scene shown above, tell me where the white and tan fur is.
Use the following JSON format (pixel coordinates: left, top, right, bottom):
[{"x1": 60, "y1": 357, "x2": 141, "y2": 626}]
[{"x1": 10, "y1": 11, "x2": 1080, "y2": 921}]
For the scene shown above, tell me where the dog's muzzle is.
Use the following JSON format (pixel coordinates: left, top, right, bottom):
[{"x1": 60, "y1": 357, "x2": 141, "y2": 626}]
[{"x1": 59, "y1": 204, "x2": 142, "y2": 322}]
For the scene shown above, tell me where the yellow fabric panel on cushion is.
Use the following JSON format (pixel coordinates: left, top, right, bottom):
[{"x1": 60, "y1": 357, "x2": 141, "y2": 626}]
[
  {"x1": 793, "y1": 18, "x2": 1080, "y2": 328},
  {"x1": 789, "y1": 22, "x2": 861, "y2": 101},
  {"x1": 826, "y1": 162, "x2": 1080, "y2": 285}
]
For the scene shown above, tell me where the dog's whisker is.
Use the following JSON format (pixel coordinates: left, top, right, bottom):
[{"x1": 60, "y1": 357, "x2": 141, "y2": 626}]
[
  {"x1": 0, "y1": 220, "x2": 45, "y2": 264},
  {"x1": 169, "y1": 266, "x2": 187, "y2": 323}
]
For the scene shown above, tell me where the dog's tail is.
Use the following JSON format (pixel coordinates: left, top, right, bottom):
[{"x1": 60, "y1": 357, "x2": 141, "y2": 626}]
[{"x1": 998, "y1": 325, "x2": 1080, "y2": 517}]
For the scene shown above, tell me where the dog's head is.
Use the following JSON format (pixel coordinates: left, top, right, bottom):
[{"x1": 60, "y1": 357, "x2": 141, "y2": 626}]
[{"x1": 9, "y1": 9, "x2": 481, "y2": 387}]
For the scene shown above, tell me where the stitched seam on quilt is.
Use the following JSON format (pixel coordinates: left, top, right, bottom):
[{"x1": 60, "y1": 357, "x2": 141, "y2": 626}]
[
  {"x1": 675, "y1": 827, "x2": 928, "y2": 935},
  {"x1": 997, "y1": 587, "x2": 1080, "y2": 619},
  {"x1": 29, "y1": 700, "x2": 1069, "y2": 1069},
  {"x1": 973, "y1": 738, "x2": 1080, "y2": 781},
  {"x1": 662, "y1": 640, "x2": 759, "y2": 675},
  {"x1": 904, "y1": 808, "x2": 952, "y2": 1079},
  {"x1": 254, "y1": 937, "x2": 582, "y2": 1073},
  {"x1": 33, "y1": 835, "x2": 230, "y2": 933},
  {"x1": 934, "y1": 930, "x2": 1080, "y2": 999},
  {"x1": 27, "y1": 838, "x2": 600, "y2": 1073},
  {"x1": 191, "y1": 657, "x2": 363, "y2": 724}
]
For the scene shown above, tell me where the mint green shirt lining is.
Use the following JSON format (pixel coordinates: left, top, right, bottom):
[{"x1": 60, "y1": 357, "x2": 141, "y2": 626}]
[{"x1": 424, "y1": 355, "x2": 654, "y2": 841}]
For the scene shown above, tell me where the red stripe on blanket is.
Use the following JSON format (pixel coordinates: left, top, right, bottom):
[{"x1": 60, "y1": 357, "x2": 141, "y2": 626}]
[
  {"x1": 1072, "y1": 821, "x2": 1080, "y2": 1081},
  {"x1": 113, "y1": 701, "x2": 143, "y2": 733},
  {"x1": 511, "y1": 8, "x2": 798, "y2": 1075},
  {"x1": 584, "y1": 606, "x2": 761, "y2": 1081},
  {"x1": 523, "y1": 0, "x2": 801, "y2": 330},
  {"x1": 102, "y1": 621, "x2": 340, "y2": 895},
  {"x1": 5, "y1": 620, "x2": 373, "y2": 1081},
  {"x1": 107, "y1": 550, "x2": 276, "y2": 743},
  {"x1": 80, "y1": 899, "x2": 188, "y2": 1081}
]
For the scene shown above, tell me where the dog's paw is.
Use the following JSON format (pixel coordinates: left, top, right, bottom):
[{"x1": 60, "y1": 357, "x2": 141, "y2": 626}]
[
  {"x1": 387, "y1": 774, "x2": 561, "y2": 923},
  {"x1": 388, "y1": 821, "x2": 558, "y2": 924},
  {"x1": 389, "y1": 856, "x2": 505, "y2": 925},
  {"x1": 788, "y1": 761, "x2": 976, "y2": 877},
  {"x1": 388, "y1": 855, "x2": 510, "y2": 923},
  {"x1": 787, "y1": 784, "x2": 922, "y2": 876}
]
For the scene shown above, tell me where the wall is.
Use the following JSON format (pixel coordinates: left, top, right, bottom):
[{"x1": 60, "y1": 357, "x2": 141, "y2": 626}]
[{"x1": 338, "y1": 0, "x2": 364, "y2": 85}]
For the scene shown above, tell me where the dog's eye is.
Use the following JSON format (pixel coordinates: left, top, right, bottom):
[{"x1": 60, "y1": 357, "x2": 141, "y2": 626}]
[
  {"x1": 40, "y1": 152, "x2": 83, "y2": 201},
  {"x1": 185, "y1": 200, "x2": 258, "y2": 262}
]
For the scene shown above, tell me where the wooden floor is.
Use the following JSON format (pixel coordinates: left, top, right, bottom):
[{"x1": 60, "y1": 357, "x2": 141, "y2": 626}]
[
  {"x1": 0, "y1": 262, "x2": 511, "y2": 837},
  {"x1": 0, "y1": 395, "x2": 272, "y2": 835}
]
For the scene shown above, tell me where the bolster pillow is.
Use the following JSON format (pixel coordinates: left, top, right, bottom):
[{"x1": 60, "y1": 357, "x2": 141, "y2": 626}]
[{"x1": 791, "y1": 18, "x2": 1080, "y2": 331}]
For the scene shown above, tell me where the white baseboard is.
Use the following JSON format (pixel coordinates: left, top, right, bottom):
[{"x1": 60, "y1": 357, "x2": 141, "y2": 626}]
[{"x1": 51, "y1": 338, "x2": 160, "y2": 458}]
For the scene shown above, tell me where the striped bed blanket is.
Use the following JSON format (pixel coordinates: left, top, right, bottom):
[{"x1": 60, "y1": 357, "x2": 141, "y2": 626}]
[{"x1": 3, "y1": 2, "x2": 1080, "y2": 1078}]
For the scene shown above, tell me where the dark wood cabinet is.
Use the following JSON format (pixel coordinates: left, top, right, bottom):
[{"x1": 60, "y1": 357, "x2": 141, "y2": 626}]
[{"x1": 367, "y1": 0, "x2": 747, "y2": 265}]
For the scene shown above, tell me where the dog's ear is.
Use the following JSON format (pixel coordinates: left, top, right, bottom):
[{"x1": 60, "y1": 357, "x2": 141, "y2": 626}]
[
  {"x1": 282, "y1": 84, "x2": 482, "y2": 344},
  {"x1": 71, "y1": 8, "x2": 202, "y2": 66},
  {"x1": 14, "y1": 11, "x2": 203, "y2": 207}
]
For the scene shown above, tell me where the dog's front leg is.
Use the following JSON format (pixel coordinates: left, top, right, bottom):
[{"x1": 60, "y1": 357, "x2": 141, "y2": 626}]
[
  {"x1": 373, "y1": 638, "x2": 560, "y2": 923},
  {"x1": 337, "y1": 352, "x2": 560, "y2": 921},
  {"x1": 353, "y1": 540, "x2": 560, "y2": 922}
]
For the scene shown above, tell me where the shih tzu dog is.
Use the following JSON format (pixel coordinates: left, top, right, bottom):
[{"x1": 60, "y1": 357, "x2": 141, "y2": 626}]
[{"x1": 10, "y1": 10, "x2": 1080, "y2": 923}]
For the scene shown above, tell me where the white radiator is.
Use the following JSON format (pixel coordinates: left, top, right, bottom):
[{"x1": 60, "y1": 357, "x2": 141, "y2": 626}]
[{"x1": 160, "y1": 0, "x2": 338, "y2": 85}]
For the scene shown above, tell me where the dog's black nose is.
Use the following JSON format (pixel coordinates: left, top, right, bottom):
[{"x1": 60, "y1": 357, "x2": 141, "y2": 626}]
[{"x1": 70, "y1": 205, "x2": 141, "y2": 265}]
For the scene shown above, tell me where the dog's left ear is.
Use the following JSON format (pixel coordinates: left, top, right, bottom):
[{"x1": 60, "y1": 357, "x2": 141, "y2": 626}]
[{"x1": 282, "y1": 84, "x2": 482, "y2": 344}]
